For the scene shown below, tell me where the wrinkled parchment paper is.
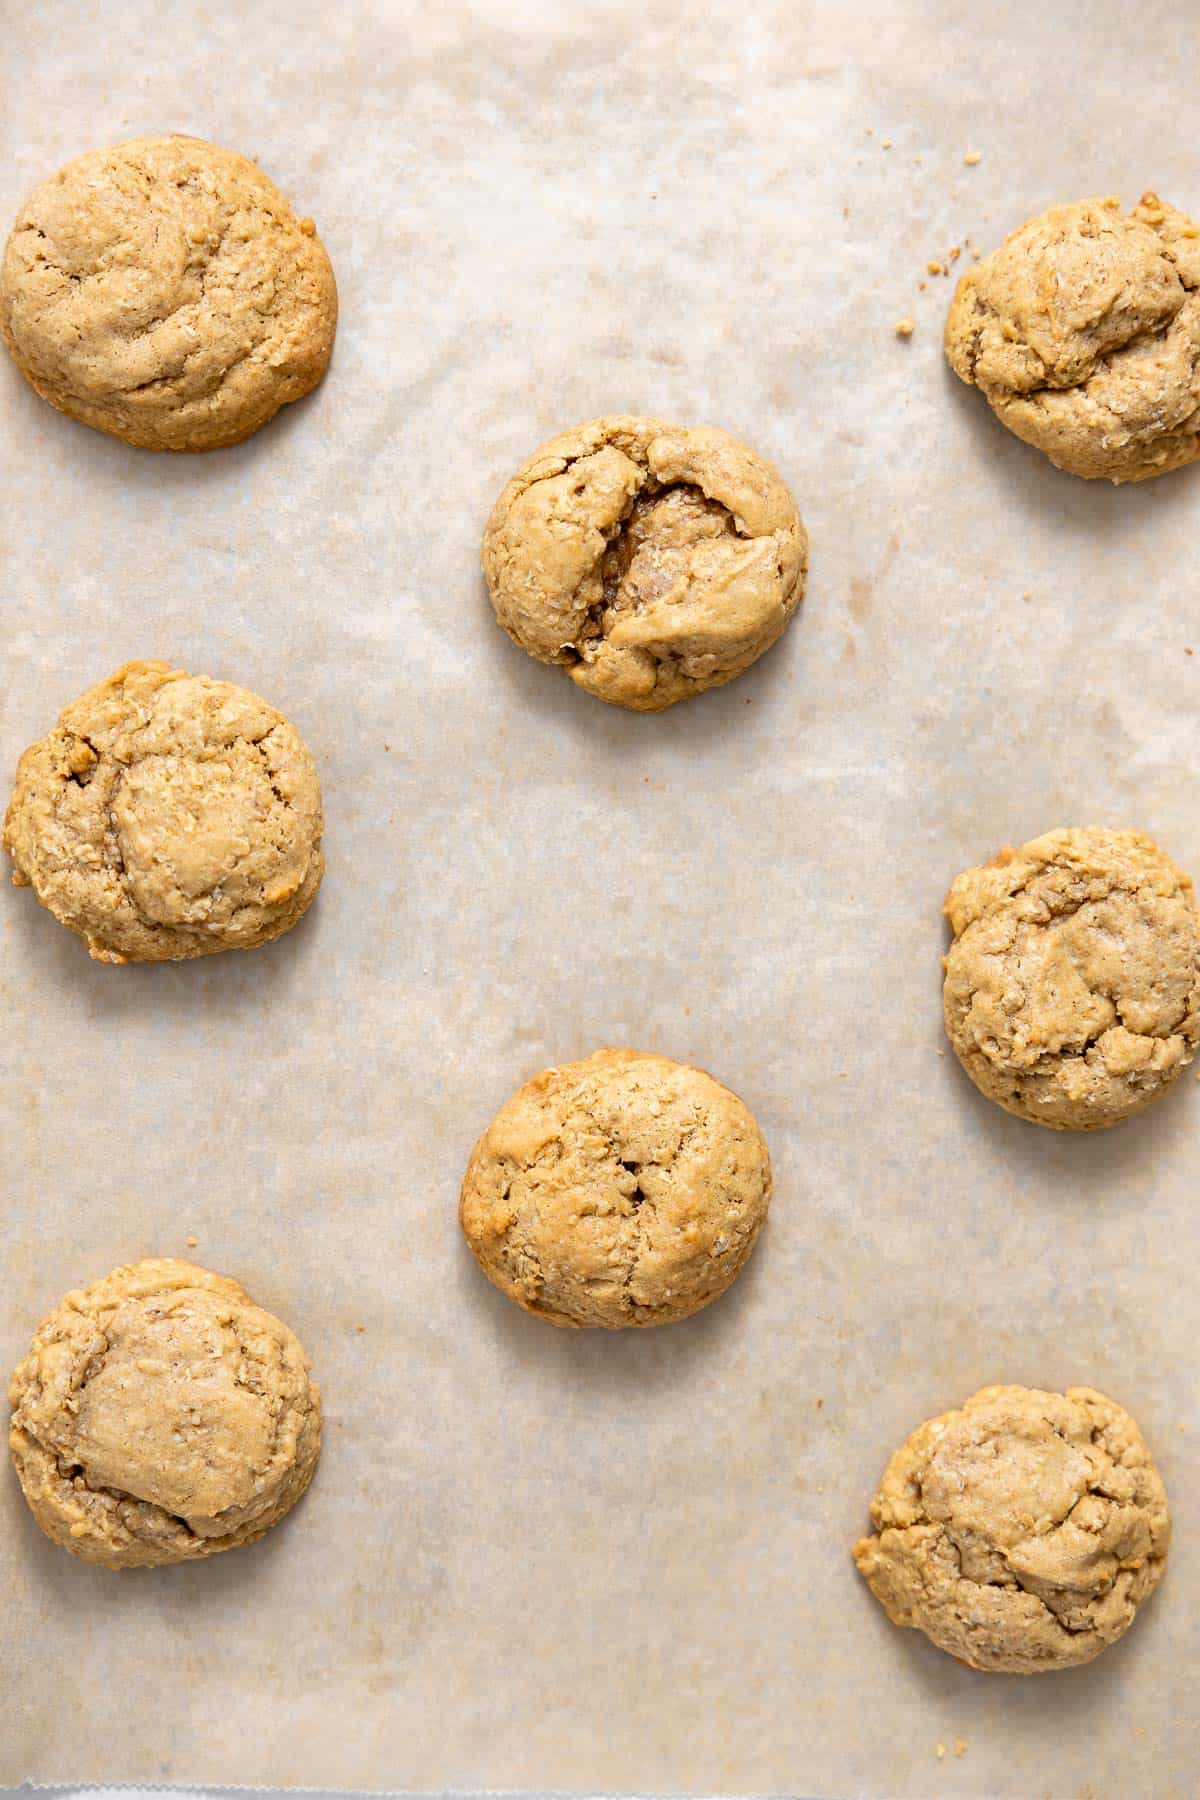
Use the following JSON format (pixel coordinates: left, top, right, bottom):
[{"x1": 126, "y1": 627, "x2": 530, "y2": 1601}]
[{"x1": 4, "y1": 2, "x2": 1200, "y2": 1794}]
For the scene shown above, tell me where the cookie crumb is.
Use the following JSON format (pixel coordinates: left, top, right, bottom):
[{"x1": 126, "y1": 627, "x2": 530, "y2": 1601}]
[
  {"x1": 353, "y1": 1323, "x2": 366, "y2": 1333},
  {"x1": 185, "y1": 1235, "x2": 198, "y2": 1248},
  {"x1": 964, "y1": 149, "x2": 982, "y2": 165},
  {"x1": 1185, "y1": 646, "x2": 1194, "y2": 655},
  {"x1": 880, "y1": 137, "x2": 893, "y2": 149},
  {"x1": 816, "y1": 1397, "x2": 824, "y2": 1409},
  {"x1": 936, "y1": 1743, "x2": 946, "y2": 1761},
  {"x1": 954, "y1": 1739, "x2": 968, "y2": 1758},
  {"x1": 949, "y1": 245, "x2": 961, "y2": 262},
  {"x1": 927, "y1": 260, "x2": 945, "y2": 275},
  {"x1": 895, "y1": 317, "x2": 915, "y2": 338}
]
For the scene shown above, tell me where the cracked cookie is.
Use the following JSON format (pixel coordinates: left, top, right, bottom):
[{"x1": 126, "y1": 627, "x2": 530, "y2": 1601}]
[
  {"x1": 1, "y1": 134, "x2": 336, "y2": 450},
  {"x1": 459, "y1": 1047, "x2": 771, "y2": 1327},
  {"x1": 9, "y1": 1258, "x2": 321, "y2": 1568},
  {"x1": 943, "y1": 827, "x2": 1200, "y2": 1129},
  {"x1": 853, "y1": 1385, "x2": 1170, "y2": 1673},
  {"x1": 3, "y1": 659, "x2": 324, "y2": 963},
  {"x1": 946, "y1": 194, "x2": 1200, "y2": 481},
  {"x1": 481, "y1": 416, "x2": 807, "y2": 710}
]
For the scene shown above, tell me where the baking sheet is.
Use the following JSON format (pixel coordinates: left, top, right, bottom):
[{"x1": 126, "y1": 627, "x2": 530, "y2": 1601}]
[{"x1": 2, "y1": 1, "x2": 1199, "y2": 1794}]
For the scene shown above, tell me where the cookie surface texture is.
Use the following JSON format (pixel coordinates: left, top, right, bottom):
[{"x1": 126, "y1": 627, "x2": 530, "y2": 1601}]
[
  {"x1": 853, "y1": 1384, "x2": 1170, "y2": 1672},
  {"x1": 9, "y1": 1258, "x2": 321, "y2": 1568},
  {"x1": 3, "y1": 659, "x2": 324, "y2": 963},
  {"x1": 943, "y1": 826, "x2": 1200, "y2": 1129},
  {"x1": 459, "y1": 1047, "x2": 771, "y2": 1326},
  {"x1": 0, "y1": 134, "x2": 336, "y2": 450},
  {"x1": 946, "y1": 194, "x2": 1200, "y2": 481},
  {"x1": 481, "y1": 415, "x2": 807, "y2": 709}
]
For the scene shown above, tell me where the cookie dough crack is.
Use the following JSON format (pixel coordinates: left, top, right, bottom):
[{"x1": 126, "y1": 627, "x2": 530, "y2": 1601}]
[
  {"x1": 620, "y1": 1185, "x2": 652, "y2": 1313},
  {"x1": 66, "y1": 734, "x2": 102, "y2": 787},
  {"x1": 937, "y1": 1519, "x2": 1101, "y2": 1641},
  {"x1": 254, "y1": 734, "x2": 292, "y2": 810},
  {"x1": 49, "y1": 1449, "x2": 205, "y2": 1543},
  {"x1": 570, "y1": 1100, "x2": 664, "y2": 1310},
  {"x1": 566, "y1": 480, "x2": 740, "y2": 665}
]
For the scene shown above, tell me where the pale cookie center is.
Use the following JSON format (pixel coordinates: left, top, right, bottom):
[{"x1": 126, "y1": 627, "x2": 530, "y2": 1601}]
[
  {"x1": 111, "y1": 747, "x2": 289, "y2": 926},
  {"x1": 922, "y1": 1424, "x2": 1093, "y2": 1547},
  {"x1": 1005, "y1": 894, "x2": 1194, "y2": 1058},
  {"x1": 596, "y1": 484, "x2": 736, "y2": 628},
  {"x1": 72, "y1": 1307, "x2": 274, "y2": 1521},
  {"x1": 51, "y1": 205, "x2": 220, "y2": 369}
]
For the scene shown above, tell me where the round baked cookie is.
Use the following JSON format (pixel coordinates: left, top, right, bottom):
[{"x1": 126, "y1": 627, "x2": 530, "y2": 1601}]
[
  {"x1": 946, "y1": 193, "x2": 1200, "y2": 482},
  {"x1": 459, "y1": 1047, "x2": 771, "y2": 1327},
  {"x1": 853, "y1": 1385, "x2": 1170, "y2": 1673},
  {"x1": 1, "y1": 134, "x2": 336, "y2": 450},
  {"x1": 943, "y1": 826, "x2": 1200, "y2": 1129},
  {"x1": 9, "y1": 1258, "x2": 321, "y2": 1568},
  {"x1": 3, "y1": 659, "x2": 324, "y2": 964},
  {"x1": 481, "y1": 415, "x2": 807, "y2": 710}
]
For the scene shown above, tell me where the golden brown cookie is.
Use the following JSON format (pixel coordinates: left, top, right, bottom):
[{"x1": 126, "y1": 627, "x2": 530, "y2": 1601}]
[
  {"x1": 481, "y1": 416, "x2": 807, "y2": 710},
  {"x1": 3, "y1": 659, "x2": 324, "y2": 963},
  {"x1": 1, "y1": 135, "x2": 336, "y2": 450},
  {"x1": 459, "y1": 1048, "x2": 771, "y2": 1327},
  {"x1": 9, "y1": 1258, "x2": 321, "y2": 1568},
  {"x1": 853, "y1": 1385, "x2": 1170, "y2": 1673},
  {"x1": 943, "y1": 827, "x2": 1200, "y2": 1129},
  {"x1": 946, "y1": 194, "x2": 1200, "y2": 482}
]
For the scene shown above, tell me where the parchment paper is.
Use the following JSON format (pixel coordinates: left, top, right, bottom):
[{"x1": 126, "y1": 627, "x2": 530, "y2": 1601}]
[{"x1": 3, "y1": 2, "x2": 1199, "y2": 1795}]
